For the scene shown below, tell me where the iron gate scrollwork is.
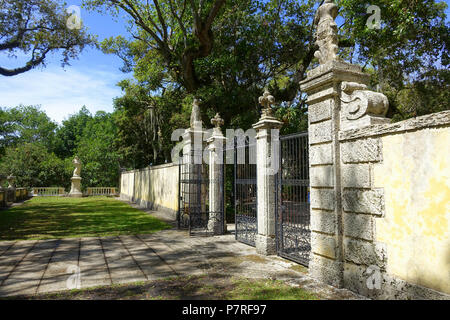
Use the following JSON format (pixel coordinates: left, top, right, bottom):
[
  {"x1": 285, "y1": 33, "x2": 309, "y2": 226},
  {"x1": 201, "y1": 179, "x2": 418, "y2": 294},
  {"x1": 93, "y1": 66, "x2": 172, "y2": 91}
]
[
  {"x1": 234, "y1": 136, "x2": 257, "y2": 246},
  {"x1": 276, "y1": 132, "x2": 311, "y2": 266}
]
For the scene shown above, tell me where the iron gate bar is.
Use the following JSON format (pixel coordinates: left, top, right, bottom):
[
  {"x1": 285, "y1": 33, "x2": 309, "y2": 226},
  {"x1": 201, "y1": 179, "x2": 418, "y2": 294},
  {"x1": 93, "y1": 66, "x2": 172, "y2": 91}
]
[
  {"x1": 178, "y1": 153, "x2": 224, "y2": 237},
  {"x1": 234, "y1": 135, "x2": 257, "y2": 247},
  {"x1": 276, "y1": 131, "x2": 311, "y2": 266}
]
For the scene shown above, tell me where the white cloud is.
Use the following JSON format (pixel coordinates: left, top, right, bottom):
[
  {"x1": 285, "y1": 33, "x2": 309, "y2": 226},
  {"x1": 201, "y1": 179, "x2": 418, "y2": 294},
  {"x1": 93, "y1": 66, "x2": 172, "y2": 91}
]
[{"x1": 0, "y1": 65, "x2": 125, "y2": 123}]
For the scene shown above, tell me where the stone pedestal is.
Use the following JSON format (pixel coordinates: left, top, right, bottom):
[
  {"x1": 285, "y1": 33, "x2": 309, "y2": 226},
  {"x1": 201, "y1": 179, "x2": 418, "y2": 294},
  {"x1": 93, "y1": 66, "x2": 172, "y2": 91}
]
[
  {"x1": 252, "y1": 116, "x2": 283, "y2": 255},
  {"x1": 69, "y1": 176, "x2": 83, "y2": 198}
]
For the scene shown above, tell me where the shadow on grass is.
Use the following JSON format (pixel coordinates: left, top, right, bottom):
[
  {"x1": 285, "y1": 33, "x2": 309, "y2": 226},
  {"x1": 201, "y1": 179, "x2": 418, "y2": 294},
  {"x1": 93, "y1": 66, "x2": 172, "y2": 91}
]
[
  {"x1": 0, "y1": 197, "x2": 172, "y2": 241},
  {"x1": 12, "y1": 274, "x2": 319, "y2": 300}
]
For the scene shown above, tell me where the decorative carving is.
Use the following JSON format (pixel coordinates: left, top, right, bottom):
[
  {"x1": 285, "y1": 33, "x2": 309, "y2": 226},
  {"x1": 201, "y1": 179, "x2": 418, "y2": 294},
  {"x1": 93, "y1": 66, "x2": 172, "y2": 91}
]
[
  {"x1": 72, "y1": 156, "x2": 82, "y2": 177},
  {"x1": 211, "y1": 113, "x2": 224, "y2": 135},
  {"x1": 314, "y1": 0, "x2": 339, "y2": 65},
  {"x1": 69, "y1": 156, "x2": 82, "y2": 197},
  {"x1": 258, "y1": 88, "x2": 276, "y2": 118},
  {"x1": 190, "y1": 99, "x2": 203, "y2": 129},
  {"x1": 7, "y1": 175, "x2": 16, "y2": 189},
  {"x1": 340, "y1": 81, "x2": 389, "y2": 121}
]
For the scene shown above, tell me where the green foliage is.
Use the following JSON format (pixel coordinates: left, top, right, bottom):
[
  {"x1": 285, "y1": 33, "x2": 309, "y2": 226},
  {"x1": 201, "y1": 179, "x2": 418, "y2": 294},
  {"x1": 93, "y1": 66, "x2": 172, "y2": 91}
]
[
  {"x1": 76, "y1": 111, "x2": 120, "y2": 188},
  {"x1": 337, "y1": 0, "x2": 449, "y2": 120},
  {"x1": 0, "y1": 105, "x2": 57, "y2": 155},
  {"x1": 113, "y1": 80, "x2": 184, "y2": 169},
  {"x1": 0, "y1": 0, "x2": 95, "y2": 76},
  {"x1": 0, "y1": 106, "x2": 120, "y2": 189},
  {"x1": 52, "y1": 106, "x2": 92, "y2": 158},
  {"x1": 0, "y1": 142, "x2": 70, "y2": 188}
]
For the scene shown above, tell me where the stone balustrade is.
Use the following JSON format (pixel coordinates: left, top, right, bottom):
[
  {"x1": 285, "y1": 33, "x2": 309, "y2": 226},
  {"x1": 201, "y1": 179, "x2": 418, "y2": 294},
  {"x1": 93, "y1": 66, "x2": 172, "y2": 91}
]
[
  {"x1": 31, "y1": 187, "x2": 65, "y2": 197},
  {"x1": 87, "y1": 187, "x2": 117, "y2": 196}
]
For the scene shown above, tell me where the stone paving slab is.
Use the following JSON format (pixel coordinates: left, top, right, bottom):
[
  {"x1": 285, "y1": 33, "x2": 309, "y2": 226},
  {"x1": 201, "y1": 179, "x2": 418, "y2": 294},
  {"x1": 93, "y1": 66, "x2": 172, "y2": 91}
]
[
  {"x1": 0, "y1": 225, "x2": 364, "y2": 299},
  {"x1": 80, "y1": 267, "x2": 111, "y2": 289},
  {"x1": 0, "y1": 241, "x2": 37, "y2": 284},
  {"x1": 0, "y1": 241, "x2": 16, "y2": 257}
]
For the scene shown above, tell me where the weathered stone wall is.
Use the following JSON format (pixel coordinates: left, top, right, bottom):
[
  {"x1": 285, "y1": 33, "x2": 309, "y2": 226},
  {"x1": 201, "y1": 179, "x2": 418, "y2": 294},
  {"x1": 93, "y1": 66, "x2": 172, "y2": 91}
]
[
  {"x1": 300, "y1": 55, "x2": 450, "y2": 298},
  {"x1": 340, "y1": 110, "x2": 450, "y2": 299},
  {"x1": 120, "y1": 163, "x2": 179, "y2": 219}
]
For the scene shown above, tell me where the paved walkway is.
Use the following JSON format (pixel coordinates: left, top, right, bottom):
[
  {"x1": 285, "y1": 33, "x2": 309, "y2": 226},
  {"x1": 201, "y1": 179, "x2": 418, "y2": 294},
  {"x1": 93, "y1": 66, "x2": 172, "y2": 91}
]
[{"x1": 0, "y1": 226, "x2": 364, "y2": 299}]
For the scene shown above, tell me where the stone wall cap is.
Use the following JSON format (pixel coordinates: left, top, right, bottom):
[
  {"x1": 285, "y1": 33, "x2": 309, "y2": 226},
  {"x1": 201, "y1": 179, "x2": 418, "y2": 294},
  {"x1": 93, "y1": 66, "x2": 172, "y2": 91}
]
[
  {"x1": 300, "y1": 60, "x2": 369, "y2": 92},
  {"x1": 306, "y1": 60, "x2": 363, "y2": 79},
  {"x1": 339, "y1": 110, "x2": 450, "y2": 141},
  {"x1": 252, "y1": 117, "x2": 283, "y2": 130},
  {"x1": 122, "y1": 162, "x2": 179, "y2": 174}
]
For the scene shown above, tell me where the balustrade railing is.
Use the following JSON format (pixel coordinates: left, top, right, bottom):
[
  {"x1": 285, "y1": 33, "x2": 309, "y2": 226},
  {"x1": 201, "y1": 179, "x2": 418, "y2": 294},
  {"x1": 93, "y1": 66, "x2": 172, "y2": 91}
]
[
  {"x1": 32, "y1": 187, "x2": 65, "y2": 197},
  {"x1": 86, "y1": 187, "x2": 117, "y2": 196}
]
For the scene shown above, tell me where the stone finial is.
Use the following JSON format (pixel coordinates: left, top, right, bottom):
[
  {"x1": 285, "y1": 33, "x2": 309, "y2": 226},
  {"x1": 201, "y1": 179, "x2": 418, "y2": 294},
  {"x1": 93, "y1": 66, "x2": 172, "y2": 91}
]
[
  {"x1": 258, "y1": 89, "x2": 276, "y2": 118},
  {"x1": 314, "y1": 0, "x2": 339, "y2": 65},
  {"x1": 190, "y1": 99, "x2": 203, "y2": 129},
  {"x1": 211, "y1": 113, "x2": 224, "y2": 129},
  {"x1": 210, "y1": 113, "x2": 224, "y2": 136}
]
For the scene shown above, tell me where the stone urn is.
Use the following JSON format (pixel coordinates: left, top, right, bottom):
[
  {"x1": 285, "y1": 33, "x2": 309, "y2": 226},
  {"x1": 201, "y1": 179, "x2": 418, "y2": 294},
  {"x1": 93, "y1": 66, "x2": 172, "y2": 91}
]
[{"x1": 69, "y1": 156, "x2": 83, "y2": 198}]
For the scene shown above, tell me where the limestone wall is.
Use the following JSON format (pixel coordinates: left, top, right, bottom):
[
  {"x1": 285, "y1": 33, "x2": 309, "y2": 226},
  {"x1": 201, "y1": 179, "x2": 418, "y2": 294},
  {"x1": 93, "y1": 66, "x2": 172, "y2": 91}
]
[
  {"x1": 120, "y1": 163, "x2": 179, "y2": 219},
  {"x1": 339, "y1": 110, "x2": 450, "y2": 298}
]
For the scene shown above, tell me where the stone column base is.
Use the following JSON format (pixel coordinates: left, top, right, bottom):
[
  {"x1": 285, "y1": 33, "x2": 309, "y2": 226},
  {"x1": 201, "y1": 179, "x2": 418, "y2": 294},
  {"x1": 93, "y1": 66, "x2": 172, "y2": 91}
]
[
  {"x1": 255, "y1": 234, "x2": 276, "y2": 256},
  {"x1": 309, "y1": 254, "x2": 344, "y2": 288},
  {"x1": 207, "y1": 212, "x2": 223, "y2": 235}
]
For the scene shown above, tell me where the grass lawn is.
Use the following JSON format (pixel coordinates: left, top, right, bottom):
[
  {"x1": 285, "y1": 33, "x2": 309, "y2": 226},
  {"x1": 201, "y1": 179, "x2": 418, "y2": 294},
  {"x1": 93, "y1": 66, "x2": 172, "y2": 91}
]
[
  {"x1": 0, "y1": 197, "x2": 172, "y2": 241},
  {"x1": 13, "y1": 274, "x2": 319, "y2": 300}
]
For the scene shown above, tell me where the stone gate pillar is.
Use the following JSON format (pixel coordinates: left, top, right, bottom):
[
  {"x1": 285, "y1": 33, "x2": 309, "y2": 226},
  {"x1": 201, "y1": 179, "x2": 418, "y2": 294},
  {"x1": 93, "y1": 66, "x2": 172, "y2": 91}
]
[
  {"x1": 252, "y1": 89, "x2": 283, "y2": 255},
  {"x1": 182, "y1": 99, "x2": 207, "y2": 218},
  {"x1": 207, "y1": 113, "x2": 226, "y2": 235},
  {"x1": 300, "y1": 0, "x2": 390, "y2": 288}
]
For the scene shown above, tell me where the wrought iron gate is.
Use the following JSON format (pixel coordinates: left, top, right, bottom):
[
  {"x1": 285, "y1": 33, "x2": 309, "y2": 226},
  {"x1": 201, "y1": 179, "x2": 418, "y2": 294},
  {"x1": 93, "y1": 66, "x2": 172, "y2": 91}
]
[
  {"x1": 234, "y1": 136, "x2": 257, "y2": 246},
  {"x1": 178, "y1": 156, "x2": 225, "y2": 236},
  {"x1": 276, "y1": 132, "x2": 311, "y2": 266}
]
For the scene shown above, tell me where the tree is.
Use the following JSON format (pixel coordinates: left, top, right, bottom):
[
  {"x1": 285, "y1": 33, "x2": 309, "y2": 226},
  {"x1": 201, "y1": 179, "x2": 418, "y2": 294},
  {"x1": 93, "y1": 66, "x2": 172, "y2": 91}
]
[
  {"x1": 52, "y1": 106, "x2": 92, "y2": 158},
  {"x1": 84, "y1": 0, "x2": 227, "y2": 92},
  {"x1": 113, "y1": 80, "x2": 185, "y2": 169},
  {"x1": 90, "y1": 0, "x2": 448, "y2": 125},
  {"x1": 76, "y1": 111, "x2": 121, "y2": 187},
  {"x1": 0, "y1": 0, "x2": 95, "y2": 76},
  {"x1": 0, "y1": 142, "x2": 71, "y2": 188},
  {"x1": 0, "y1": 105, "x2": 57, "y2": 155},
  {"x1": 338, "y1": 0, "x2": 449, "y2": 120}
]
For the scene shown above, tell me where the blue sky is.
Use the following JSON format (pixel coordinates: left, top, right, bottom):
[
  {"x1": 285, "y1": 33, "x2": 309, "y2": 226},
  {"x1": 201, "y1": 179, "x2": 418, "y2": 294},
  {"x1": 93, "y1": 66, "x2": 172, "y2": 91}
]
[
  {"x1": 1, "y1": 1, "x2": 449, "y2": 124},
  {"x1": 0, "y1": 0, "x2": 131, "y2": 124}
]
